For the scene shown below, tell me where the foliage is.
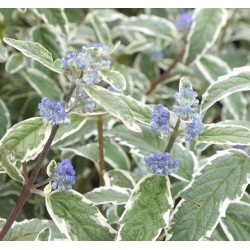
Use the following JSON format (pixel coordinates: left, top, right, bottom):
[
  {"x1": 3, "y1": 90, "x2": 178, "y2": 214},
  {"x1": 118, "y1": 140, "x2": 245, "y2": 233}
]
[{"x1": 0, "y1": 8, "x2": 250, "y2": 241}]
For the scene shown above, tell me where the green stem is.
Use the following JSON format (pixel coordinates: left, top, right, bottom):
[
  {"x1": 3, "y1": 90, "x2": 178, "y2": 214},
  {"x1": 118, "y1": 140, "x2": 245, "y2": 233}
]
[
  {"x1": 33, "y1": 178, "x2": 51, "y2": 189},
  {"x1": 97, "y1": 115, "x2": 105, "y2": 186},
  {"x1": 165, "y1": 119, "x2": 181, "y2": 153},
  {"x1": 0, "y1": 81, "x2": 76, "y2": 241}
]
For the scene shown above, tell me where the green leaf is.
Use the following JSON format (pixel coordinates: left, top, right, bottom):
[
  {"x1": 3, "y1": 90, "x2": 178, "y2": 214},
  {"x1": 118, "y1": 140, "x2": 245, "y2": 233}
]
[
  {"x1": 35, "y1": 227, "x2": 51, "y2": 241},
  {"x1": 126, "y1": 38, "x2": 153, "y2": 54},
  {"x1": 0, "y1": 152, "x2": 23, "y2": 182},
  {"x1": 209, "y1": 223, "x2": 229, "y2": 241},
  {"x1": 53, "y1": 118, "x2": 96, "y2": 148},
  {"x1": 0, "y1": 98, "x2": 11, "y2": 139},
  {"x1": 0, "y1": 197, "x2": 25, "y2": 220},
  {"x1": 52, "y1": 113, "x2": 86, "y2": 145},
  {"x1": 61, "y1": 139, "x2": 130, "y2": 170},
  {"x1": 169, "y1": 150, "x2": 250, "y2": 241},
  {"x1": 0, "y1": 180, "x2": 22, "y2": 197},
  {"x1": 22, "y1": 68, "x2": 62, "y2": 101},
  {"x1": 170, "y1": 181, "x2": 188, "y2": 200},
  {"x1": 84, "y1": 85, "x2": 141, "y2": 132},
  {"x1": 0, "y1": 41, "x2": 8, "y2": 62},
  {"x1": 88, "y1": 13, "x2": 112, "y2": 46},
  {"x1": 85, "y1": 186, "x2": 131, "y2": 205},
  {"x1": 196, "y1": 55, "x2": 247, "y2": 121},
  {"x1": 222, "y1": 92, "x2": 247, "y2": 121},
  {"x1": 119, "y1": 95, "x2": 152, "y2": 125},
  {"x1": 201, "y1": 66, "x2": 250, "y2": 114},
  {"x1": 113, "y1": 14, "x2": 178, "y2": 41},
  {"x1": 106, "y1": 124, "x2": 166, "y2": 157},
  {"x1": 113, "y1": 63, "x2": 151, "y2": 95},
  {"x1": 0, "y1": 118, "x2": 51, "y2": 182},
  {"x1": 221, "y1": 202, "x2": 250, "y2": 240},
  {"x1": 241, "y1": 192, "x2": 250, "y2": 204},
  {"x1": 171, "y1": 144, "x2": 198, "y2": 182},
  {"x1": 5, "y1": 52, "x2": 26, "y2": 74},
  {"x1": 3, "y1": 38, "x2": 61, "y2": 73},
  {"x1": 33, "y1": 9, "x2": 68, "y2": 35},
  {"x1": 1, "y1": 219, "x2": 66, "y2": 241},
  {"x1": 32, "y1": 25, "x2": 63, "y2": 60},
  {"x1": 0, "y1": 117, "x2": 51, "y2": 162},
  {"x1": 103, "y1": 139, "x2": 131, "y2": 170},
  {"x1": 100, "y1": 70, "x2": 126, "y2": 91},
  {"x1": 109, "y1": 40, "x2": 121, "y2": 55},
  {"x1": 104, "y1": 169, "x2": 136, "y2": 189},
  {"x1": 46, "y1": 190, "x2": 116, "y2": 240},
  {"x1": 196, "y1": 54, "x2": 230, "y2": 83},
  {"x1": 199, "y1": 121, "x2": 250, "y2": 145},
  {"x1": 117, "y1": 174, "x2": 173, "y2": 240},
  {"x1": 184, "y1": 9, "x2": 228, "y2": 65}
]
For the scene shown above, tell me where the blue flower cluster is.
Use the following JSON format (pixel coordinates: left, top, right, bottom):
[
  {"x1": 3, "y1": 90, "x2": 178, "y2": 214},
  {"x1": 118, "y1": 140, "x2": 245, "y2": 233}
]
[
  {"x1": 176, "y1": 11, "x2": 192, "y2": 30},
  {"x1": 59, "y1": 42, "x2": 112, "y2": 115},
  {"x1": 150, "y1": 104, "x2": 173, "y2": 137},
  {"x1": 50, "y1": 159, "x2": 76, "y2": 191},
  {"x1": 144, "y1": 152, "x2": 179, "y2": 175},
  {"x1": 185, "y1": 116, "x2": 204, "y2": 141},
  {"x1": 38, "y1": 97, "x2": 70, "y2": 125},
  {"x1": 172, "y1": 87, "x2": 199, "y2": 120},
  {"x1": 61, "y1": 43, "x2": 111, "y2": 86},
  {"x1": 172, "y1": 86, "x2": 204, "y2": 141}
]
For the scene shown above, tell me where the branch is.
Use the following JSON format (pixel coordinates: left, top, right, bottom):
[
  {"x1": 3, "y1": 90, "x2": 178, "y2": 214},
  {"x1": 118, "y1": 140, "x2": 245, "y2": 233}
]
[
  {"x1": 0, "y1": 82, "x2": 76, "y2": 241},
  {"x1": 145, "y1": 47, "x2": 185, "y2": 96}
]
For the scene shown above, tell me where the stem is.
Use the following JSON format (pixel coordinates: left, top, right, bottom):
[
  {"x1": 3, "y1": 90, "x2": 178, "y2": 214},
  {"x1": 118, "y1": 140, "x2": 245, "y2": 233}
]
[
  {"x1": 0, "y1": 82, "x2": 76, "y2": 241},
  {"x1": 0, "y1": 126, "x2": 58, "y2": 241},
  {"x1": 97, "y1": 115, "x2": 105, "y2": 186},
  {"x1": 27, "y1": 126, "x2": 59, "y2": 187},
  {"x1": 165, "y1": 119, "x2": 181, "y2": 153},
  {"x1": 0, "y1": 185, "x2": 30, "y2": 240},
  {"x1": 31, "y1": 188, "x2": 46, "y2": 197},
  {"x1": 33, "y1": 178, "x2": 51, "y2": 189},
  {"x1": 145, "y1": 48, "x2": 185, "y2": 96}
]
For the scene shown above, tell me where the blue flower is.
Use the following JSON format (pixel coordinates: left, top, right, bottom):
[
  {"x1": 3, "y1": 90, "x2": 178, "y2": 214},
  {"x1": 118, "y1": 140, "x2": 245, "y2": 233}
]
[
  {"x1": 38, "y1": 97, "x2": 70, "y2": 126},
  {"x1": 176, "y1": 11, "x2": 192, "y2": 30},
  {"x1": 81, "y1": 69, "x2": 102, "y2": 85},
  {"x1": 50, "y1": 159, "x2": 76, "y2": 191},
  {"x1": 86, "y1": 43, "x2": 110, "y2": 57},
  {"x1": 61, "y1": 43, "x2": 111, "y2": 74},
  {"x1": 185, "y1": 116, "x2": 204, "y2": 141},
  {"x1": 172, "y1": 87, "x2": 199, "y2": 120},
  {"x1": 61, "y1": 52, "x2": 77, "y2": 70},
  {"x1": 144, "y1": 152, "x2": 179, "y2": 175},
  {"x1": 150, "y1": 104, "x2": 173, "y2": 137}
]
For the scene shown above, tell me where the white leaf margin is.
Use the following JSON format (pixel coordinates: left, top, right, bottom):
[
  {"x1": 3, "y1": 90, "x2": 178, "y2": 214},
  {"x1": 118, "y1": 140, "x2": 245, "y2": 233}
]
[
  {"x1": 116, "y1": 174, "x2": 173, "y2": 241},
  {"x1": 45, "y1": 190, "x2": 116, "y2": 241},
  {"x1": 183, "y1": 8, "x2": 228, "y2": 65},
  {"x1": 167, "y1": 149, "x2": 250, "y2": 241}
]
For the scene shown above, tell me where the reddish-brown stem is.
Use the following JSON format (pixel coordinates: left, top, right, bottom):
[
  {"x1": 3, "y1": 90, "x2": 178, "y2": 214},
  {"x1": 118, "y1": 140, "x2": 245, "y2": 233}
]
[
  {"x1": 0, "y1": 125, "x2": 58, "y2": 240},
  {"x1": 0, "y1": 82, "x2": 76, "y2": 241},
  {"x1": 145, "y1": 47, "x2": 185, "y2": 96}
]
